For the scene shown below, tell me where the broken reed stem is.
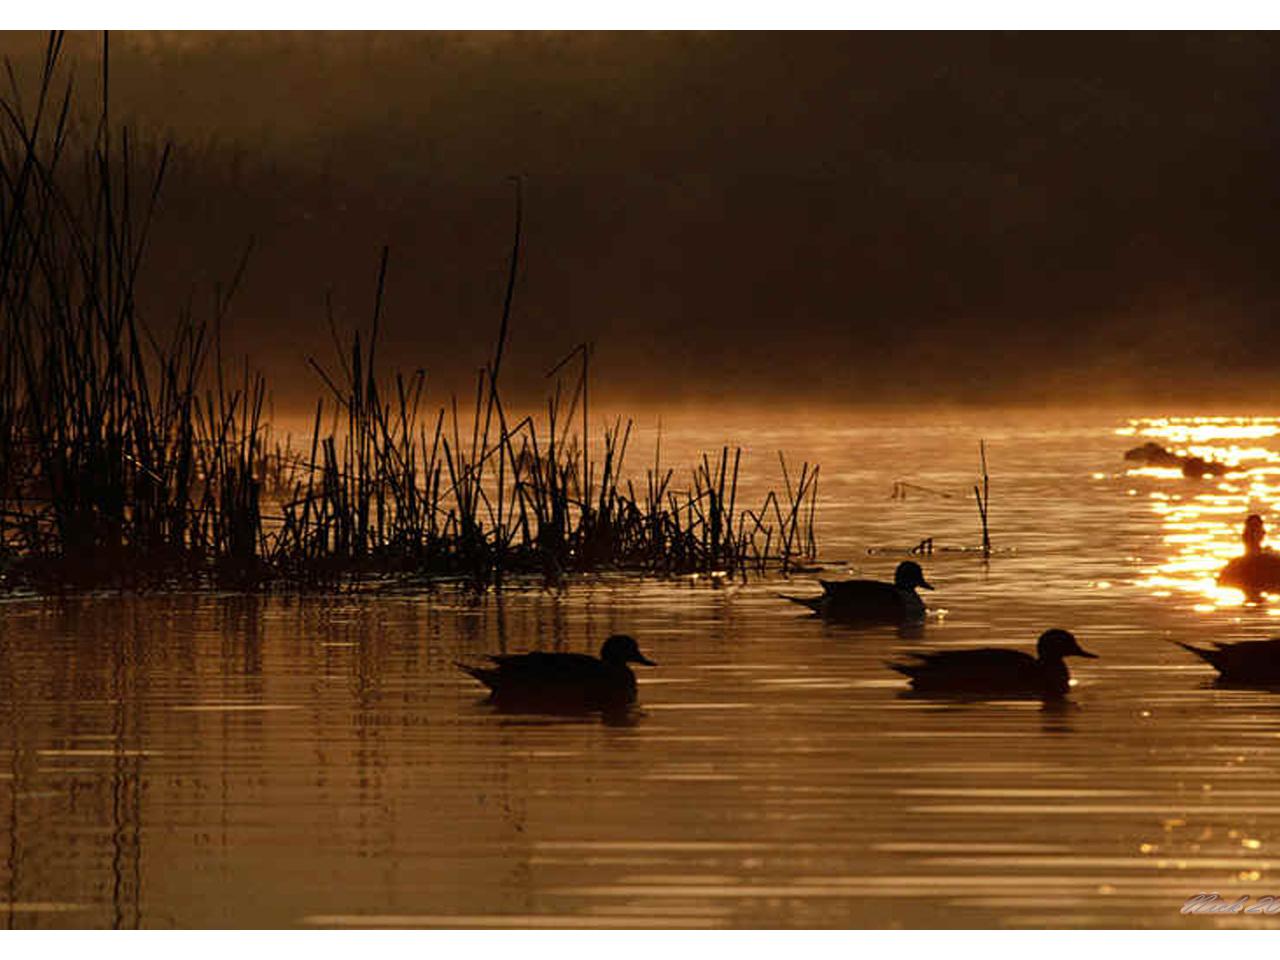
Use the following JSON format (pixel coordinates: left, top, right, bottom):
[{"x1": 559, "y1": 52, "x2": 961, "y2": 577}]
[{"x1": 974, "y1": 439, "x2": 991, "y2": 559}]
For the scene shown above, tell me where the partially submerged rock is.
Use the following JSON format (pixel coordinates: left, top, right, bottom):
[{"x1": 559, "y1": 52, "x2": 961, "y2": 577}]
[{"x1": 1123, "y1": 441, "x2": 1228, "y2": 477}]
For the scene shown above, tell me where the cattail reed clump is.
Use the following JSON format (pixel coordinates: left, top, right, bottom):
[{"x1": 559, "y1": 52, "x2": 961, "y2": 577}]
[{"x1": 0, "y1": 35, "x2": 820, "y2": 592}]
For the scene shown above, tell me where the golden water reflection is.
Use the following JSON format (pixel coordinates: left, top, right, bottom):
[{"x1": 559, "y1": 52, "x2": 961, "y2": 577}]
[
  {"x1": 11, "y1": 413, "x2": 1280, "y2": 929},
  {"x1": 1124, "y1": 417, "x2": 1280, "y2": 610}
]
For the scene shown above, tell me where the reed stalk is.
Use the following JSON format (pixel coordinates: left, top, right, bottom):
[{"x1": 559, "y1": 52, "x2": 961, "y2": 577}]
[
  {"x1": 974, "y1": 439, "x2": 991, "y2": 558},
  {"x1": 0, "y1": 34, "x2": 823, "y2": 592}
]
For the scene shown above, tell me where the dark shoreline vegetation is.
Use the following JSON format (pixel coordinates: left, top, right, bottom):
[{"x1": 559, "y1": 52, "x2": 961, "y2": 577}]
[{"x1": 0, "y1": 35, "x2": 820, "y2": 593}]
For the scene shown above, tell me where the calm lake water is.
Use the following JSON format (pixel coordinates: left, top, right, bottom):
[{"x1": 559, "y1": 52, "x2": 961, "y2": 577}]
[{"x1": 4, "y1": 409, "x2": 1280, "y2": 929}]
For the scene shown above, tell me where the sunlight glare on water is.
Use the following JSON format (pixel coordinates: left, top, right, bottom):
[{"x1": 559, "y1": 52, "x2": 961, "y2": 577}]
[{"x1": 1126, "y1": 416, "x2": 1280, "y2": 610}]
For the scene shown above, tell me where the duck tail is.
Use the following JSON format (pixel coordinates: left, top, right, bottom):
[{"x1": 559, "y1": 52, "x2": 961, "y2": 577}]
[
  {"x1": 1170, "y1": 640, "x2": 1220, "y2": 667},
  {"x1": 455, "y1": 661, "x2": 498, "y2": 689},
  {"x1": 778, "y1": 593, "x2": 822, "y2": 611},
  {"x1": 885, "y1": 660, "x2": 919, "y2": 679}
]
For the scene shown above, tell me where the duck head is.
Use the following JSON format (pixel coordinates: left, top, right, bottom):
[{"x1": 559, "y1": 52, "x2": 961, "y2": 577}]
[
  {"x1": 600, "y1": 634, "x2": 657, "y2": 666},
  {"x1": 1037, "y1": 628, "x2": 1098, "y2": 662},
  {"x1": 1245, "y1": 514, "x2": 1266, "y2": 554},
  {"x1": 894, "y1": 561, "x2": 934, "y2": 592}
]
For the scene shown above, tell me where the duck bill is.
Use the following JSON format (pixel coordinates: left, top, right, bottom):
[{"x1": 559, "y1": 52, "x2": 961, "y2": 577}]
[
  {"x1": 633, "y1": 654, "x2": 658, "y2": 666},
  {"x1": 1075, "y1": 647, "x2": 1100, "y2": 659},
  {"x1": 919, "y1": 580, "x2": 935, "y2": 591}
]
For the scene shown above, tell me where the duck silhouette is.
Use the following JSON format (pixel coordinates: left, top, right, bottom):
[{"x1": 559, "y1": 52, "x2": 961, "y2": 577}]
[
  {"x1": 1175, "y1": 637, "x2": 1280, "y2": 685},
  {"x1": 781, "y1": 560, "x2": 933, "y2": 624},
  {"x1": 1124, "y1": 441, "x2": 1184, "y2": 468},
  {"x1": 1123, "y1": 441, "x2": 1228, "y2": 477},
  {"x1": 457, "y1": 634, "x2": 657, "y2": 712},
  {"x1": 888, "y1": 628, "x2": 1098, "y2": 698},
  {"x1": 1219, "y1": 514, "x2": 1280, "y2": 595}
]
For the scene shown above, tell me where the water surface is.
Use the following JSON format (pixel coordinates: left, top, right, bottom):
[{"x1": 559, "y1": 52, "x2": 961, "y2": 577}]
[{"x1": 4, "y1": 411, "x2": 1280, "y2": 928}]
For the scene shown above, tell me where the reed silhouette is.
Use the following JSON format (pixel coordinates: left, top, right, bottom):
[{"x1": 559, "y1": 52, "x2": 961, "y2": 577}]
[{"x1": 0, "y1": 35, "x2": 820, "y2": 591}]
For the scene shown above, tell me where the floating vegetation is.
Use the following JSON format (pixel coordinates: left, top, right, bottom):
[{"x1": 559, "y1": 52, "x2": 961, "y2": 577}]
[{"x1": 0, "y1": 35, "x2": 819, "y2": 592}]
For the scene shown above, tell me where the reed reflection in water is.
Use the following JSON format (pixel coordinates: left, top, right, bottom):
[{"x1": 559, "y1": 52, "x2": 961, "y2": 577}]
[{"x1": 3, "y1": 413, "x2": 1280, "y2": 928}]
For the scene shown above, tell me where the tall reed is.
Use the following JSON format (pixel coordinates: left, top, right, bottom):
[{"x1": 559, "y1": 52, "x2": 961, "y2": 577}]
[{"x1": 0, "y1": 34, "x2": 820, "y2": 591}]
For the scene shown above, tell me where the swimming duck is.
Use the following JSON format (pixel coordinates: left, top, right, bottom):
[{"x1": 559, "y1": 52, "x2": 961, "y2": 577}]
[
  {"x1": 781, "y1": 560, "x2": 933, "y2": 624},
  {"x1": 457, "y1": 634, "x2": 657, "y2": 711},
  {"x1": 1181, "y1": 456, "x2": 1227, "y2": 479},
  {"x1": 1123, "y1": 441, "x2": 1228, "y2": 477},
  {"x1": 887, "y1": 628, "x2": 1098, "y2": 697},
  {"x1": 1124, "y1": 441, "x2": 1185, "y2": 467},
  {"x1": 1175, "y1": 638, "x2": 1280, "y2": 685},
  {"x1": 1219, "y1": 514, "x2": 1280, "y2": 594}
]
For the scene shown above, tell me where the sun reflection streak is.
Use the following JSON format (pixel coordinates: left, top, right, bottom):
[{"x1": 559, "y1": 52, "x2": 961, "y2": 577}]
[
  {"x1": 1118, "y1": 418, "x2": 1280, "y2": 443},
  {"x1": 1129, "y1": 416, "x2": 1280, "y2": 610}
]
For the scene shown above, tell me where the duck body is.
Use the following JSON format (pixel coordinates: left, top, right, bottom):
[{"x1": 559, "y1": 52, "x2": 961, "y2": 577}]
[
  {"x1": 1124, "y1": 441, "x2": 1183, "y2": 467},
  {"x1": 891, "y1": 648, "x2": 1069, "y2": 696},
  {"x1": 1219, "y1": 516, "x2": 1280, "y2": 593},
  {"x1": 1218, "y1": 552, "x2": 1280, "y2": 593},
  {"x1": 888, "y1": 629, "x2": 1097, "y2": 698},
  {"x1": 782, "y1": 561, "x2": 932, "y2": 624},
  {"x1": 817, "y1": 578, "x2": 926, "y2": 622},
  {"x1": 1181, "y1": 456, "x2": 1227, "y2": 479},
  {"x1": 1176, "y1": 638, "x2": 1280, "y2": 685},
  {"x1": 458, "y1": 634, "x2": 655, "y2": 712}
]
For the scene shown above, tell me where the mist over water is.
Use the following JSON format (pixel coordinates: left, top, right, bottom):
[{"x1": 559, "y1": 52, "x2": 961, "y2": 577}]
[
  {"x1": 5, "y1": 408, "x2": 1280, "y2": 928},
  {"x1": 1, "y1": 31, "x2": 1277, "y2": 407}
]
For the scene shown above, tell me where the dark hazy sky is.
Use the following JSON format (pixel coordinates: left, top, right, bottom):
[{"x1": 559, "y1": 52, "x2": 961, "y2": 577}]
[{"x1": 3, "y1": 31, "x2": 1278, "y2": 408}]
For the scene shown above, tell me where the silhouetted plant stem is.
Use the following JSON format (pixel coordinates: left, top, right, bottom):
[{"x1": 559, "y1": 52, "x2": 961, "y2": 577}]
[
  {"x1": 975, "y1": 439, "x2": 991, "y2": 558},
  {"x1": 0, "y1": 37, "x2": 823, "y2": 592}
]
